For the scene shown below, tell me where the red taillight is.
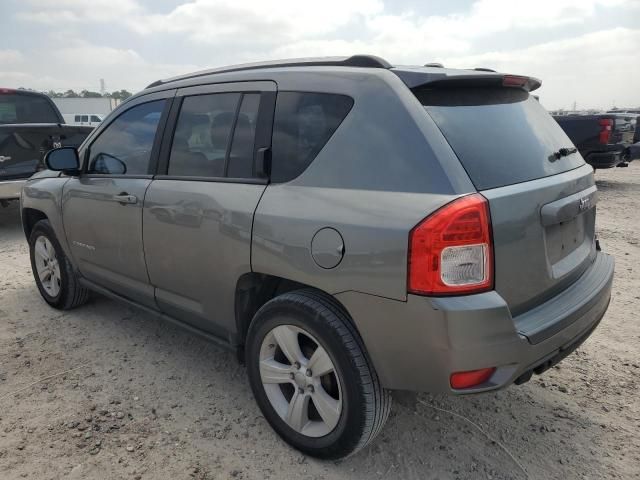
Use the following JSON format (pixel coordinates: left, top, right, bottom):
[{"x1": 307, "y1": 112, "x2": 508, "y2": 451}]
[
  {"x1": 502, "y1": 75, "x2": 528, "y2": 87},
  {"x1": 450, "y1": 367, "x2": 496, "y2": 389},
  {"x1": 408, "y1": 193, "x2": 493, "y2": 296},
  {"x1": 598, "y1": 118, "x2": 613, "y2": 144}
]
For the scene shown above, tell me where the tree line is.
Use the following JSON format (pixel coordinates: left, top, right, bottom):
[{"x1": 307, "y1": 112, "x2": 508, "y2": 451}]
[{"x1": 43, "y1": 89, "x2": 133, "y2": 100}]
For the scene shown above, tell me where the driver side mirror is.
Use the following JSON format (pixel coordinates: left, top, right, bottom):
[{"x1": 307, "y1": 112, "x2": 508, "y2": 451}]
[{"x1": 44, "y1": 147, "x2": 80, "y2": 174}]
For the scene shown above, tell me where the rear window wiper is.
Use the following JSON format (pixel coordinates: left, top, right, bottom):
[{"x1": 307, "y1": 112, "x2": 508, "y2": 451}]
[{"x1": 548, "y1": 147, "x2": 577, "y2": 161}]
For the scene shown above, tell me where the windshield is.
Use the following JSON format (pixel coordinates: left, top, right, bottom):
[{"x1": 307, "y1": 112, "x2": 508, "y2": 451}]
[
  {"x1": 0, "y1": 93, "x2": 60, "y2": 124},
  {"x1": 416, "y1": 87, "x2": 585, "y2": 190}
]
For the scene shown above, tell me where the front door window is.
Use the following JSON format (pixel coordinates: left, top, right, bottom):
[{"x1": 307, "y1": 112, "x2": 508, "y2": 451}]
[{"x1": 87, "y1": 100, "x2": 166, "y2": 175}]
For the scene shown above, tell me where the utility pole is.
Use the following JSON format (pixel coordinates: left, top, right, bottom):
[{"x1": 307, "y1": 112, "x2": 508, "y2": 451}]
[{"x1": 100, "y1": 79, "x2": 106, "y2": 95}]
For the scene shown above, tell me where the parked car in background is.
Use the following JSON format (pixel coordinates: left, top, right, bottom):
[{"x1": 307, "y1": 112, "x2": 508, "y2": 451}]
[
  {"x1": 616, "y1": 113, "x2": 640, "y2": 161},
  {"x1": 0, "y1": 89, "x2": 93, "y2": 205},
  {"x1": 21, "y1": 56, "x2": 614, "y2": 459},
  {"x1": 607, "y1": 109, "x2": 640, "y2": 114},
  {"x1": 553, "y1": 113, "x2": 635, "y2": 168},
  {"x1": 62, "y1": 113, "x2": 104, "y2": 127},
  {"x1": 627, "y1": 142, "x2": 640, "y2": 162}
]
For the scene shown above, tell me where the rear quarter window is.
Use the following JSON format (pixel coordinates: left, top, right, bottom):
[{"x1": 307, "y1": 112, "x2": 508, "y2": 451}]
[
  {"x1": 416, "y1": 87, "x2": 585, "y2": 190},
  {"x1": 0, "y1": 94, "x2": 60, "y2": 124},
  {"x1": 270, "y1": 92, "x2": 353, "y2": 183}
]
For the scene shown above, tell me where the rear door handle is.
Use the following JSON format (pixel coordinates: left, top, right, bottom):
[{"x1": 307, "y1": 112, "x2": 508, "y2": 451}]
[{"x1": 113, "y1": 193, "x2": 138, "y2": 205}]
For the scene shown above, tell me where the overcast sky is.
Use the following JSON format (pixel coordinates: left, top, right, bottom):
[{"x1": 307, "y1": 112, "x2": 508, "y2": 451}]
[{"x1": 1, "y1": 0, "x2": 639, "y2": 110}]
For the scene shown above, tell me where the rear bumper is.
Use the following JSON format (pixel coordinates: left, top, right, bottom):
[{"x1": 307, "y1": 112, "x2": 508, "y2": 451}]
[
  {"x1": 585, "y1": 151, "x2": 622, "y2": 168},
  {"x1": 0, "y1": 179, "x2": 26, "y2": 200},
  {"x1": 337, "y1": 251, "x2": 614, "y2": 393},
  {"x1": 624, "y1": 143, "x2": 640, "y2": 161}
]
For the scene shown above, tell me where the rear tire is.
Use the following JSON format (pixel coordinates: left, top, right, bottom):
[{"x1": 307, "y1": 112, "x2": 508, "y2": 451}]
[
  {"x1": 246, "y1": 289, "x2": 391, "y2": 459},
  {"x1": 29, "y1": 219, "x2": 90, "y2": 310}
]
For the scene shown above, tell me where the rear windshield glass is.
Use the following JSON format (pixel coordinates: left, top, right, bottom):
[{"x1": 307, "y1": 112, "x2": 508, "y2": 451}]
[
  {"x1": 0, "y1": 94, "x2": 60, "y2": 124},
  {"x1": 416, "y1": 87, "x2": 584, "y2": 190}
]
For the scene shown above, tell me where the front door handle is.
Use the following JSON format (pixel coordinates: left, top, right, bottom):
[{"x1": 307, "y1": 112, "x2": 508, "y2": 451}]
[{"x1": 113, "y1": 193, "x2": 138, "y2": 205}]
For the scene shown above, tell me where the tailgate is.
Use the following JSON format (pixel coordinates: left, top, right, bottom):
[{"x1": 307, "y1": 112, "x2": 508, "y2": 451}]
[
  {"x1": 417, "y1": 85, "x2": 598, "y2": 314},
  {"x1": 0, "y1": 125, "x2": 91, "y2": 180},
  {"x1": 483, "y1": 164, "x2": 597, "y2": 314}
]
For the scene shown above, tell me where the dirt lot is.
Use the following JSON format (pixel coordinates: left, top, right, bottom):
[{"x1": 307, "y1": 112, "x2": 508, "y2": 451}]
[{"x1": 1, "y1": 164, "x2": 639, "y2": 480}]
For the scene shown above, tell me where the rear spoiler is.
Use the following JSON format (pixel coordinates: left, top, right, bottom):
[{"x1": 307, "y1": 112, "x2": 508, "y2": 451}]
[{"x1": 392, "y1": 68, "x2": 542, "y2": 92}]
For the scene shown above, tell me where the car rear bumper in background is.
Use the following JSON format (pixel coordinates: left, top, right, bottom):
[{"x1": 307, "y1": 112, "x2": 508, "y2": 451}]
[
  {"x1": 585, "y1": 151, "x2": 622, "y2": 168},
  {"x1": 336, "y1": 251, "x2": 614, "y2": 393},
  {"x1": 0, "y1": 179, "x2": 26, "y2": 201},
  {"x1": 624, "y1": 143, "x2": 640, "y2": 161}
]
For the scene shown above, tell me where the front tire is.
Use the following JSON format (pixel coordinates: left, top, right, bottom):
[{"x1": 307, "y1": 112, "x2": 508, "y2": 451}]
[
  {"x1": 246, "y1": 289, "x2": 391, "y2": 459},
  {"x1": 29, "y1": 219, "x2": 90, "y2": 310}
]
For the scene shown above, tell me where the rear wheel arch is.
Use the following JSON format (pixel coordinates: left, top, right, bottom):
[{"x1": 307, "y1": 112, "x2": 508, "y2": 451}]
[
  {"x1": 233, "y1": 273, "x2": 363, "y2": 350},
  {"x1": 243, "y1": 287, "x2": 391, "y2": 458}
]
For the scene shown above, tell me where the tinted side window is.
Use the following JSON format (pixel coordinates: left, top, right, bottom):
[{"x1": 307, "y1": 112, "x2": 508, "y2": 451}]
[
  {"x1": 271, "y1": 92, "x2": 353, "y2": 183},
  {"x1": 168, "y1": 93, "x2": 240, "y2": 177},
  {"x1": 88, "y1": 100, "x2": 166, "y2": 175},
  {"x1": 0, "y1": 94, "x2": 60, "y2": 124},
  {"x1": 227, "y1": 94, "x2": 260, "y2": 178}
]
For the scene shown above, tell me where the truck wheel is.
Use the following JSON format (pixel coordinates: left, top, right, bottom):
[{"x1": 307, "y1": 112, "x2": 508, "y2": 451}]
[
  {"x1": 245, "y1": 289, "x2": 391, "y2": 459},
  {"x1": 29, "y1": 219, "x2": 90, "y2": 310}
]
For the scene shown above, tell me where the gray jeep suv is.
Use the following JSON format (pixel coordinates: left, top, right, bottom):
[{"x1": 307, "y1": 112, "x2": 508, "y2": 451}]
[{"x1": 21, "y1": 55, "x2": 614, "y2": 459}]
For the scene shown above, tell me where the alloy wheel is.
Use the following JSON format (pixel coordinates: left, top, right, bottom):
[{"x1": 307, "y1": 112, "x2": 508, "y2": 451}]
[
  {"x1": 33, "y1": 236, "x2": 61, "y2": 297},
  {"x1": 259, "y1": 324, "x2": 342, "y2": 437}
]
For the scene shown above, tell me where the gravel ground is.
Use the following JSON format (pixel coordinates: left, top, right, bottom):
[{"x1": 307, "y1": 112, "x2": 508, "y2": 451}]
[{"x1": 1, "y1": 164, "x2": 639, "y2": 480}]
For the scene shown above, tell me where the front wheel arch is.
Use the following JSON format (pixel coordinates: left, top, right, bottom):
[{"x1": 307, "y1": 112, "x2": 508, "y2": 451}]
[
  {"x1": 22, "y1": 207, "x2": 48, "y2": 239},
  {"x1": 28, "y1": 219, "x2": 90, "y2": 310}
]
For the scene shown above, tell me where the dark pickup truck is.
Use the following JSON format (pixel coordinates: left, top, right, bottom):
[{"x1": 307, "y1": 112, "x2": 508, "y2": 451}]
[
  {"x1": 0, "y1": 89, "x2": 93, "y2": 205},
  {"x1": 553, "y1": 113, "x2": 637, "y2": 169}
]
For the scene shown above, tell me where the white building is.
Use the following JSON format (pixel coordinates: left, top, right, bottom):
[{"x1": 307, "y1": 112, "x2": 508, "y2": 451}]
[{"x1": 52, "y1": 97, "x2": 121, "y2": 125}]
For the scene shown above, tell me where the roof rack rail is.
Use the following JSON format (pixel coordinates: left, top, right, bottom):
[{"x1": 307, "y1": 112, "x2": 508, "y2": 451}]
[
  {"x1": 473, "y1": 67, "x2": 496, "y2": 72},
  {"x1": 424, "y1": 62, "x2": 444, "y2": 68},
  {"x1": 146, "y1": 55, "x2": 392, "y2": 89}
]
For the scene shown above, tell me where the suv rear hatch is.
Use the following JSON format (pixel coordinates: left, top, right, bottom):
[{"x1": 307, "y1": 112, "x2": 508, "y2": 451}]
[{"x1": 414, "y1": 83, "x2": 597, "y2": 318}]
